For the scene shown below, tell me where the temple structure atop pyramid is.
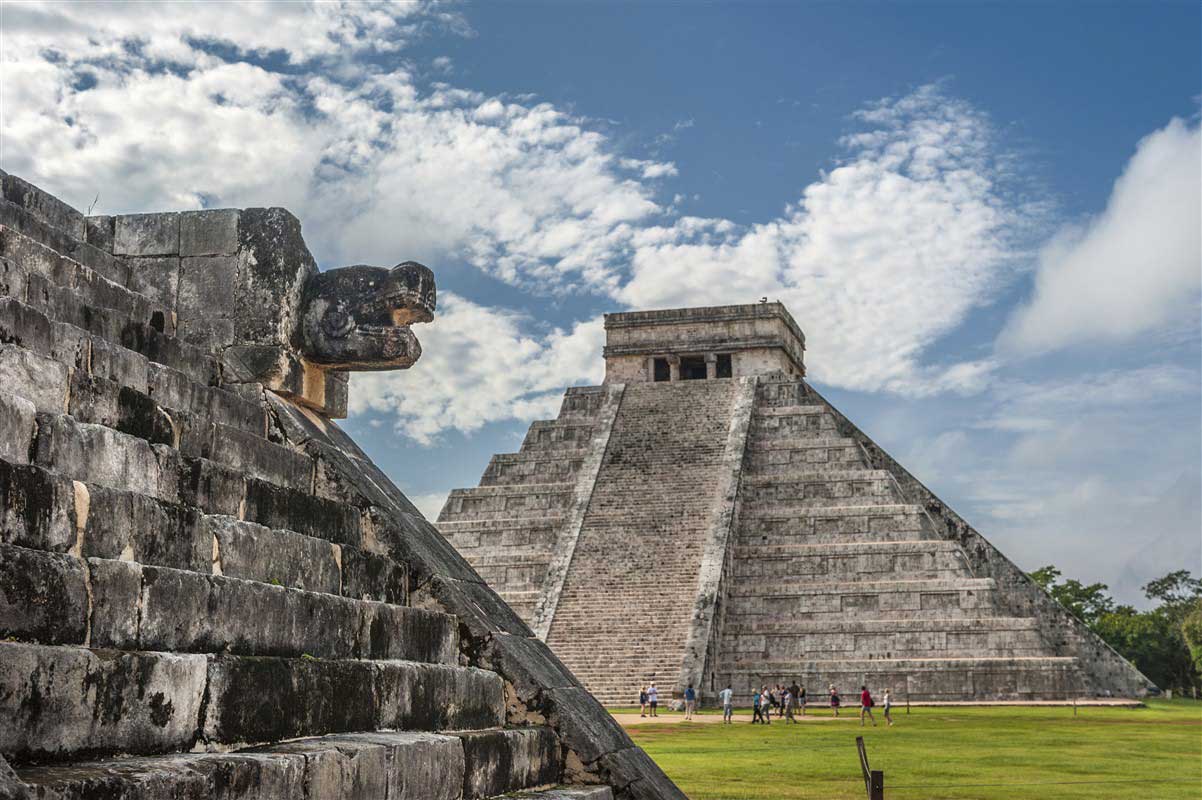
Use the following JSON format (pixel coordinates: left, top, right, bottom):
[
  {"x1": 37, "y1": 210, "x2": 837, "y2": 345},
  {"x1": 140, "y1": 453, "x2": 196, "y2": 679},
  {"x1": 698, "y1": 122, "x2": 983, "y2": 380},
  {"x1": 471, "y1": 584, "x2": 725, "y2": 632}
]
[
  {"x1": 0, "y1": 171, "x2": 683, "y2": 800},
  {"x1": 438, "y1": 303, "x2": 1155, "y2": 705}
]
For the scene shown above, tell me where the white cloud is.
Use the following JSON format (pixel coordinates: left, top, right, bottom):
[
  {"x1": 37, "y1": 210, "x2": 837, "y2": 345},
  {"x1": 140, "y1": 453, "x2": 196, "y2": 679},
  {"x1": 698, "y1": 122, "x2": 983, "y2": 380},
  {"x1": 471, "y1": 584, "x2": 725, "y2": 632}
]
[
  {"x1": 619, "y1": 85, "x2": 1030, "y2": 395},
  {"x1": 1000, "y1": 118, "x2": 1202, "y2": 354},
  {"x1": 349, "y1": 293, "x2": 604, "y2": 444},
  {"x1": 408, "y1": 490, "x2": 451, "y2": 520}
]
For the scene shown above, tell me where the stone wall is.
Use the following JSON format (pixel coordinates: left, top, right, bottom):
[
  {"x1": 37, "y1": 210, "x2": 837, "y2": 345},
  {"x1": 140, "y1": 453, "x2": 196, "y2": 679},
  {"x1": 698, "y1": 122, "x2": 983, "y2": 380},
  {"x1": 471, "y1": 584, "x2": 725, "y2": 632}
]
[{"x1": 0, "y1": 171, "x2": 685, "y2": 800}]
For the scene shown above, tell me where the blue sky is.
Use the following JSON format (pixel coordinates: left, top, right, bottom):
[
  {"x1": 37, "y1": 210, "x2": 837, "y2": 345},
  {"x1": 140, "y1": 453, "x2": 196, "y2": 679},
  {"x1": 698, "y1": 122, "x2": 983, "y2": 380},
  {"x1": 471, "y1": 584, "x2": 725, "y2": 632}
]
[{"x1": 2, "y1": 1, "x2": 1198, "y2": 604}]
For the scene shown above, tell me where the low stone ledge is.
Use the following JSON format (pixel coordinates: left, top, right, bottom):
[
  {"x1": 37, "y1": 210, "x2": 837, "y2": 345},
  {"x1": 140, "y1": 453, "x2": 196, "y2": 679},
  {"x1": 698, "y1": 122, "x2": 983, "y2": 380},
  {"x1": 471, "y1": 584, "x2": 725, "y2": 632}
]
[{"x1": 0, "y1": 642, "x2": 208, "y2": 762}]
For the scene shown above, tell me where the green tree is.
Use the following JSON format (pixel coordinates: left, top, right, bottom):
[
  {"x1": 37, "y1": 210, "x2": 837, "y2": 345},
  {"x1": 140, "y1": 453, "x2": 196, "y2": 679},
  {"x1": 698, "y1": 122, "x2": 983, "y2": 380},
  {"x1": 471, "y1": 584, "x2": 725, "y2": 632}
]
[
  {"x1": 1180, "y1": 598, "x2": 1202, "y2": 676},
  {"x1": 1029, "y1": 565, "x2": 1202, "y2": 694},
  {"x1": 1029, "y1": 564, "x2": 1115, "y2": 625}
]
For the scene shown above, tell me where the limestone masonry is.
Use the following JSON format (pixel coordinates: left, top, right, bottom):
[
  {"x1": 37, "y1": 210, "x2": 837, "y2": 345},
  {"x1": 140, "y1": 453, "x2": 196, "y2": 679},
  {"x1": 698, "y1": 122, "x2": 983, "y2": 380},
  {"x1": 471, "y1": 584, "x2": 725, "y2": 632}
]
[
  {"x1": 0, "y1": 171, "x2": 684, "y2": 799},
  {"x1": 438, "y1": 304, "x2": 1156, "y2": 706}
]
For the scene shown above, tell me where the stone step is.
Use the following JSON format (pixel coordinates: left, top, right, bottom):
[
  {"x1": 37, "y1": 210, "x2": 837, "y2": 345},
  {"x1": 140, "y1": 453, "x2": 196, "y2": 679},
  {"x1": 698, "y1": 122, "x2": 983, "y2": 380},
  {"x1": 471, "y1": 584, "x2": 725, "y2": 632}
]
[
  {"x1": 14, "y1": 731, "x2": 468, "y2": 799},
  {"x1": 520, "y1": 421, "x2": 596, "y2": 452},
  {"x1": 0, "y1": 456, "x2": 403, "y2": 603},
  {"x1": 441, "y1": 484, "x2": 576, "y2": 520},
  {"x1": 0, "y1": 244, "x2": 219, "y2": 386},
  {"x1": 0, "y1": 182, "x2": 126, "y2": 281},
  {"x1": 12, "y1": 728, "x2": 577, "y2": 799},
  {"x1": 0, "y1": 541, "x2": 454, "y2": 662},
  {"x1": 481, "y1": 452, "x2": 586, "y2": 486},
  {"x1": 0, "y1": 641, "x2": 504, "y2": 761},
  {"x1": 0, "y1": 211, "x2": 153, "y2": 323}
]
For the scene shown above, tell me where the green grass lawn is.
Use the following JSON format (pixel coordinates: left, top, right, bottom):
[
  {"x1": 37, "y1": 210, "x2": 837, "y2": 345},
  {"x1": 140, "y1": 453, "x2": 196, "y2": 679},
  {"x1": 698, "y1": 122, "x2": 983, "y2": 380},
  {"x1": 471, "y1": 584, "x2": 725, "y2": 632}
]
[{"x1": 618, "y1": 700, "x2": 1202, "y2": 799}]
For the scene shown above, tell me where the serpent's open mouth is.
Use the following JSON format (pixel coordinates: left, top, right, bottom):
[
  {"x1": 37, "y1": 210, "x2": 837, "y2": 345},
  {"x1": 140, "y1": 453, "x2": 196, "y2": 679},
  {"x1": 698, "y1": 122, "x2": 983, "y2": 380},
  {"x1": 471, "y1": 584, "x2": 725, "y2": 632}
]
[{"x1": 300, "y1": 261, "x2": 437, "y2": 371}]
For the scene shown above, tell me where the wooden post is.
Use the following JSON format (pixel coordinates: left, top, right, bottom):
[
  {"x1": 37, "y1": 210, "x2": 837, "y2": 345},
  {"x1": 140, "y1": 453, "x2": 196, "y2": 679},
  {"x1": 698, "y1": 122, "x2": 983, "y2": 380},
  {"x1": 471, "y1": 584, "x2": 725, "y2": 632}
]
[
  {"x1": 869, "y1": 770, "x2": 885, "y2": 800},
  {"x1": 1073, "y1": 698, "x2": 1077, "y2": 717}
]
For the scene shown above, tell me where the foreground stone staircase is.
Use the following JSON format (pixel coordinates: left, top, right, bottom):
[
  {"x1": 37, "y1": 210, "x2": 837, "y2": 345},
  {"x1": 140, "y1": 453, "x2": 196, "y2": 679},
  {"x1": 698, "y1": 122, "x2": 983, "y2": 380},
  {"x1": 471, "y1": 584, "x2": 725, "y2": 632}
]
[{"x1": 0, "y1": 172, "x2": 683, "y2": 799}]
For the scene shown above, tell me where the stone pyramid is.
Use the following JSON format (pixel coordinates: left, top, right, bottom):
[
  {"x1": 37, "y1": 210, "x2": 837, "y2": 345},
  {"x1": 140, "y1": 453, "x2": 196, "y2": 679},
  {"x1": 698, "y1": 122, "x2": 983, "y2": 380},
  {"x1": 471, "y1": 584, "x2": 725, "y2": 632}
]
[
  {"x1": 438, "y1": 304, "x2": 1155, "y2": 705},
  {"x1": 0, "y1": 171, "x2": 684, "y2": 800}
]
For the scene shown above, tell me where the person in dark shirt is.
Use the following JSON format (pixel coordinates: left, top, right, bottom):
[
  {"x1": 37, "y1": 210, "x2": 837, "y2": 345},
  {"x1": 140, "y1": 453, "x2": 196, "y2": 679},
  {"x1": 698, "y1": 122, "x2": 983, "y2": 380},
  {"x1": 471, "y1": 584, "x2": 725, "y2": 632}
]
[
  {"x1": 639, "y1": 686, "x2": 648, "y2": 717},
  {"x1": 859, "y1": 685, "x2": 877, "y2": 727},
  {"x1": 789, "y1": 681, "x2": 802, "y2": 716},
  {"x1": 684, "y1": 684, "x2": 697, "y2": 720}
]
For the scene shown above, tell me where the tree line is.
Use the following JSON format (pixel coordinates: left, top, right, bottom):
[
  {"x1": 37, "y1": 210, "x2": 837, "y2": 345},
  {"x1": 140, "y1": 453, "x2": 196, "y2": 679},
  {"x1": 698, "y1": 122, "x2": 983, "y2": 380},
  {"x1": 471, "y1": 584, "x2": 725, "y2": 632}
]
[{"x1": 1029, "y1": 566, "x2": 1202, "y2": 696}]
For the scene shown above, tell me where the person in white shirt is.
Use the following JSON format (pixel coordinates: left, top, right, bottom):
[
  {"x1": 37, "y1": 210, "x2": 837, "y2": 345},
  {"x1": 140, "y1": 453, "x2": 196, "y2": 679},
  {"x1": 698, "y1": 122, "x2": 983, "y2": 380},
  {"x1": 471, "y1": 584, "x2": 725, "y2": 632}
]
[
  {"x1": 647, "y1": 682, "x2": 659, "y2": 717},
  {"x1": 719, "y1": 684, "x2": 734, "y2": 724}
]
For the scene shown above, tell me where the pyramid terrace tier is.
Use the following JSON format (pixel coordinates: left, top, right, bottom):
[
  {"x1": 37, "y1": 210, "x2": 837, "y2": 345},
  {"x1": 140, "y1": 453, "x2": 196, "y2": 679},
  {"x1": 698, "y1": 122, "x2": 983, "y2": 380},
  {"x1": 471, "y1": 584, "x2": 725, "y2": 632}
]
[
  {"x1": 730, "y1": 539, "x2": 975, "y2": 582},
  {"x1": 737, "y1": 504, "x2": 935, "y2": 544},
  {"x1": 520, "y1": 421, "x2": 598, "y2": 453},
  {"x1": 745, "y1": 435, "x2": 865, "y2": 472},
  {"x1": 440, "y1": 484, "x2": 577, "y2": 521},
  {"x1": 740, "y1": 470, "x2": 902, "y2": 507},
  {"x1": 723, "y1": 577, "x2": 1000, "y2": 620},
  {"x1": 481, "y1": 452, "x2": 589, "y2": 486},
  {"x1": 717, "y1": 656, "x2": 1087, "y2": 703},
  {"x1": 719, "y1": 616, "x2": 1054, "y2": 662}
]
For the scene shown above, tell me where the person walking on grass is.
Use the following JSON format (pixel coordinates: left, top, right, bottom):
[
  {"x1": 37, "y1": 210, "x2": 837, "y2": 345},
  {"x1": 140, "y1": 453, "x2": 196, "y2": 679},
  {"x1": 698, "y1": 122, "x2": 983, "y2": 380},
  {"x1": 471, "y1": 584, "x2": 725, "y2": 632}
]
[
  {"x1": 796, "y1": 683, "x2": 807, "y2": 716},
  {"x1": 829, "y1": 685, "x2": 841, "y2": 717},
  {"x1": 783, "y1": 685, "x2": 797, "y2": 723},
  {"x1": 647, "y1": 682, "x2": 659, "y2": 717},
  {"x1": 883, "y1": 689, "x2": 894, "y2": 727},
  {"x1": 719, "y1": 684, "x2": 734, "y2": 724},
  {"x1": 859, "y1": 685, "x2": 877, "y2": 727},
  {"x1": 761, "y1": 687, "x2": 773, "y2": 725},
  {"x1": 751, "y1": 688, "x2": 763, "y2": 724},
  {"x1": 639, "y1": 686, "x2": 648, "y2": 718},
  {"x1": 684, "y1": 684, "x2": 697, "y2": 720}
]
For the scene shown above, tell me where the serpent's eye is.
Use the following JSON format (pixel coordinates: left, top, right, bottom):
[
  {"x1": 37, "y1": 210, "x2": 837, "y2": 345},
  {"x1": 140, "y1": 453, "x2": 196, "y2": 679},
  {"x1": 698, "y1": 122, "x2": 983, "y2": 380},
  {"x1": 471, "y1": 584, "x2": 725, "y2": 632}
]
[{"x1": 321, "y1": 308, "x2": 355, "y2": 339}]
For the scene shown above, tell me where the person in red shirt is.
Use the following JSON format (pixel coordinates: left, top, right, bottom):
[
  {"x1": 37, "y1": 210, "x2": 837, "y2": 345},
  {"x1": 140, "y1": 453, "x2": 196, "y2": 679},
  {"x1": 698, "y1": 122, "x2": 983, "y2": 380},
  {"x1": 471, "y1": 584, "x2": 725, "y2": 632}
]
[{"x1": 859, "y1": 685, "x2": 877, "y2": 727}]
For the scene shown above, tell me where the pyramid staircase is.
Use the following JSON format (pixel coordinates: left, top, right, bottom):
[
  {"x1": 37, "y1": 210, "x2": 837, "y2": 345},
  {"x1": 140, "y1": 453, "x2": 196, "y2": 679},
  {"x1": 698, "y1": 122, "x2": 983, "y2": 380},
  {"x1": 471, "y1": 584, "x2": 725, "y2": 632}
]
[{"x1": 0, "y1": 171, "x2": 683, "y2": 800}]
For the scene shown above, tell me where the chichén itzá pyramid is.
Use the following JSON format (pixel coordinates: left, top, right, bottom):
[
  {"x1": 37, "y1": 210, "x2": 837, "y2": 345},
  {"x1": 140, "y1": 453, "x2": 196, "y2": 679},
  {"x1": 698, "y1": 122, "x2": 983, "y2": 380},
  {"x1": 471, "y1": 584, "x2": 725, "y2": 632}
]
[{"x1": 437, "y1": 303, "x2": 1156, "y2": 706}]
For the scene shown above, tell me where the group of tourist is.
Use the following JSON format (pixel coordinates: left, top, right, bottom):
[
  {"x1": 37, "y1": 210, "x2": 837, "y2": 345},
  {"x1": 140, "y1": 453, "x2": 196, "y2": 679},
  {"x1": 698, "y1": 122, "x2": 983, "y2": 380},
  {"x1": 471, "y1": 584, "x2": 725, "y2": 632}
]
[{"x1": 639, "y1": 681, "x2": 895, "y2": 726}]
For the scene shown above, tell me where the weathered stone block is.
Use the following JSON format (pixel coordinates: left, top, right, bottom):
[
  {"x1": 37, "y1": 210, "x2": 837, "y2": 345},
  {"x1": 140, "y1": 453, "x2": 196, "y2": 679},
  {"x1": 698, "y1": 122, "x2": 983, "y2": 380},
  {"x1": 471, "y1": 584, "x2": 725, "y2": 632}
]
[
  {"x1": 0, "y1": 297, "x2": 52, "y2": 354},
  {"x1": 598, "y1": 747, "x2": 688, "y2": 800},
  {"x1": 33, "y1": 414, "x2": 170, "y2": 500},
  {"x1": 209, "y1": 424, "x2": 312, "y2": 488},
  {"x1": 126, "y1": 255, "x2": 180, "y2": 310},
  {"x1": 87, "y1": 557, "x2": 143, "y2": 649},
  {"x1": 0, "y1": 544, "x2": 88, "y2": 645},
  {"x1": 80, "y1": 486, "x2": 206, "y2": 571},
  {"x1": 88, "y1": 333, "x2": 150, "y2": 391},
  {"x1": 180, "y1": 209, "x2": 239, "y2": 257},
  {"x1": 114, "y1": 213, "x2": 179, "y2": 256},
  {"x1": 0, "y1": 460, "x2": 77, "y2": 553},
  {"x1": 481, "y1": 634, "x2": 582, "y2": 705},
  {"x1": 242, "y1": 478, "x2": 360, "y2": 546},
  {"x1": 178, "y1": 458, "x2": 246, "y2": 517},
  {"x1": 0, "y1": 344, "x2": 68, "y2": 413},
  {"x1": 137, "y1": 566, "x2": 360, "y2": 658},
  {"x1": 456, "y1": 727, "x2": 562, "y2": 799},
  {"x1": 84, "y1": 215, "x2": 114, "y2": 252},
  {"x1": 0, "y1": 641, "x2": 207, "y2": 760},
  {"x1": 375, "y1": 662, "x2": 505, "y2": 732},
  {"x1": 177, "y1": 254, "x2": 237, "y2": 324},
  {"x1": 202, "y1": 657, "x2": 377, "y2": 745},
  {"x1": 340, "y1": 545, "x2": 408, "y2": 604},
  {"x1": 361, "y1": 602, "x2": 458, "y2": 663},
  {"x1": 205, "y1": 515, "x2": 339, "y2": 594},
  {"x1": 0, "y1": 390, "x2": 36, "y2": 464}
]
